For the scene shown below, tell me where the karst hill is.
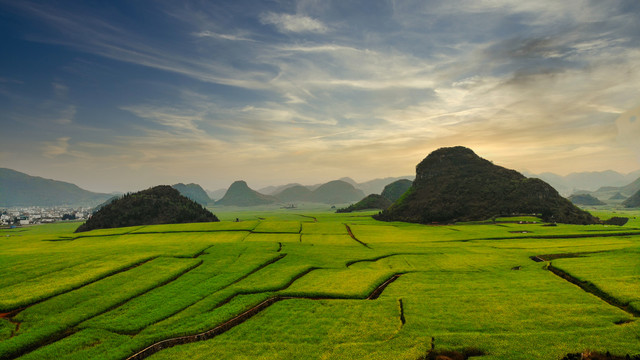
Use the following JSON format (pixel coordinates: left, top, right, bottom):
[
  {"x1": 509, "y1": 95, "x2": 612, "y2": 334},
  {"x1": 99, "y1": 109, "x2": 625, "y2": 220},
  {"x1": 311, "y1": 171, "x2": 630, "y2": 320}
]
[
  {"x1": 375, "y1": 146, "x2": 598, "y2": 225},
  {"x1": 622, "y1": 189, "x2": 640, "y2": 208},
  {"x1": 336, "y1": 179, "x2": 412, "y2": 212},
  {"x1": 75, "y1": 185, "x2": 218, "y2": 232},
  {"x1": 215, "y1": 180, "x2": 277, "y2": 206},
  {"x1": 381, "y1": 179, "x2": 413, "y2": 202},
  {"x1": 171, "y1": 183, "x2": 212, "y2": 206}
]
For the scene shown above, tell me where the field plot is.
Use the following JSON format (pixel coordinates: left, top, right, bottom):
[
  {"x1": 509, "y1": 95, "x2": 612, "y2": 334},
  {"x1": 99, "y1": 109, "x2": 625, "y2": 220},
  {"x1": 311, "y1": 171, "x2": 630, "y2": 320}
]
[
  {"x1": 252, "y1": 221, "x2": 301, "y2": 233},
  {"x1": 1, "y1": 211, "x2": 639, "y2": 360}
]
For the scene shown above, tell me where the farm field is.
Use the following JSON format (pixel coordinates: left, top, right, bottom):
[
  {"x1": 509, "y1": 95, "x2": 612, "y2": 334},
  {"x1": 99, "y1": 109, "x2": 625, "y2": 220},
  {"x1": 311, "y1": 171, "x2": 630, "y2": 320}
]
[{"x1": 1, "y1": 210, "x2": 639, "y2": 360}]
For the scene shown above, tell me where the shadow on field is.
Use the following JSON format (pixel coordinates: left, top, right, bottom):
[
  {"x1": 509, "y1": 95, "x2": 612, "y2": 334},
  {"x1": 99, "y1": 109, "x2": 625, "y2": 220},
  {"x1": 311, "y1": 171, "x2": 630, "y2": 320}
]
[
  {"x1": 561, "y1": 351, "x2": 640, "y2": 360},
  {"x1": 418, "y1": 337, "x2": 485, "y2": 360}
]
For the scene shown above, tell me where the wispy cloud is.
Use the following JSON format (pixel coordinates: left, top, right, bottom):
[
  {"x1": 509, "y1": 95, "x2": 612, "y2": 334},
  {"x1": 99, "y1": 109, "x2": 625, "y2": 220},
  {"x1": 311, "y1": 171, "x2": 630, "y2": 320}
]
[
  {"x1": 2, "y1": 0, "x2": 639, "y2": 192},
  {"x1": 260, "y1": 12, "x2": 328, "y2": 33},
  {"x1": 43, "y1": 137, "x2": 71, "y2": 158},
  {"x1": 192, "y1": 30, "x2": 256, "y2": 42},
  {"x1": 55, "y1": 105, "x2": 76, "y2": 125},
  {"x1": 119, "y1": 104, "x2": 205, "y2": 134}
]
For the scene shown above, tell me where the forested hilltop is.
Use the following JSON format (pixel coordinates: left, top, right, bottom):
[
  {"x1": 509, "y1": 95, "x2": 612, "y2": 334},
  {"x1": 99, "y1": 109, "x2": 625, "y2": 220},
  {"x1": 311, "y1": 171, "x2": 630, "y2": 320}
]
[
  {"x1": 75, "y1": 186, "x2": 218, "y2": 232},
  {"x1": 376, "y1": 146, "x2": 598, "y2": 225}
]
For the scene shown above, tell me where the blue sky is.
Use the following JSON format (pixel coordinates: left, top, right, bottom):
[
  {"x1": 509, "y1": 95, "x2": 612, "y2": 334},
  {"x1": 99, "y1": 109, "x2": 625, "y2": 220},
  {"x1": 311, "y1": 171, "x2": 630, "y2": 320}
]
[{"x1": 1, "y1": 0, "x2": 639, "y2": 193}]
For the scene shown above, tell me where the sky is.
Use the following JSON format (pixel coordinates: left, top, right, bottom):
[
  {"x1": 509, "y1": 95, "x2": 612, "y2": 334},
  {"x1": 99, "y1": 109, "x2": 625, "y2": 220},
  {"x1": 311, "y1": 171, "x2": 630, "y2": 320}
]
[{"x1": 1, "y1": 0, "x2": 639, "y2": 193}]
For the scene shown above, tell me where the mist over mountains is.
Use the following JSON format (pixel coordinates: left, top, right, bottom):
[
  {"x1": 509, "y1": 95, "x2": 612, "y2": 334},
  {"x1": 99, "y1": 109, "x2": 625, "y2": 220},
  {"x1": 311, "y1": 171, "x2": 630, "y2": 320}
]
[
  {"x1": 0, "y1": 168, "x2": 112, "y2": 207},
  {"x1": 2, "y1": 165, "x2": 640, "y2": 209},
  {"x1": 524, "y1": 170, "x2": 640, "y2": 196}
]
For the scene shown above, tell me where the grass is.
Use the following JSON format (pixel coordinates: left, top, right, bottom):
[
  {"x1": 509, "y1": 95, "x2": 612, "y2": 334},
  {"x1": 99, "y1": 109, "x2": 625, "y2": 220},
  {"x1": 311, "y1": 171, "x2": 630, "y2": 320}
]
[
  {"x1": 252, "y1": 221, "x2": 301, "y2": 233},
  {"x1": 0, "y1": 209, "x2": 639, "y2": 359},
  {"x1": 0, "y1": 254, "x2": 155, "y2": 311},
  {"x1": 552, "y1": 248, "x2": 640, "y2": 312},
  {"x1": 244, "y1": 233, "x2": 300, "y2": 243}
]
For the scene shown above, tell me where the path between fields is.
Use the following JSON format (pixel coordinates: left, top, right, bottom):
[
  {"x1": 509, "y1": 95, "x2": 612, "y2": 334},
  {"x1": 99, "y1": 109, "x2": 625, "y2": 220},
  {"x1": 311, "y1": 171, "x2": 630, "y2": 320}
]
[
  {"x1": 344, "y1": 224, "x2": 372, "y2": 249},
  {"x1": 124, "y1": 274, "x2": 403, "y2": 360},
  {"x1": 533, "y1": 253, "x2": 639, "y2": 318}
]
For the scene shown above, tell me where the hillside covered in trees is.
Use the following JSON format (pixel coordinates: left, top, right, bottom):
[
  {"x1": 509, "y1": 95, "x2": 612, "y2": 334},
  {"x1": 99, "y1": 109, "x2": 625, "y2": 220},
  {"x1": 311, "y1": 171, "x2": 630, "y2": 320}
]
[
  {"x1": 375, "y1": 146, "x2": 598, "y2": 225},
  {"x1": 75, "y1": 186, "x2": 218, "y2": 232}
]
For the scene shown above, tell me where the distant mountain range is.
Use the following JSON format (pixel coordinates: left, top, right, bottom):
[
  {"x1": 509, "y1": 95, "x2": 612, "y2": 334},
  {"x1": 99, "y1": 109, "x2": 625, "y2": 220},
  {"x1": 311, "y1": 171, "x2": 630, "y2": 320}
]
[
  {"x1": 524, "y1": 170, "x2": 640, "y2": 196},
  {"x1": 257, "y1": 176, "x2": 413, "y2": 197},
  {"x1": 215, "y1": 179, "x2": 366, "y2": 206},
  {"x1": 623, "y1": 189, "x2": 640, "y2": 208},
  {"x1": 3, "y1": 166, "x2": 638, "y2": 209},
  {"x1": 215, "y1": 181, "x2": 277, "y2": 206},
  {"x1": 336, "y1": 179, "x2": 412, "y2": 213},
  {"x1": 0, "y1": 168, "x2": 112, "y2": 207}
]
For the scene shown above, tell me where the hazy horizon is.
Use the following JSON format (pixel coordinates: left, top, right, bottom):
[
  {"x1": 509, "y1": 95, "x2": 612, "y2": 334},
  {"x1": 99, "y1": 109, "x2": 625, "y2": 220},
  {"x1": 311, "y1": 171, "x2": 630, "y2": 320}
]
[{"x1": 1, "y1": 1, "x2": 639, "y2": 193}]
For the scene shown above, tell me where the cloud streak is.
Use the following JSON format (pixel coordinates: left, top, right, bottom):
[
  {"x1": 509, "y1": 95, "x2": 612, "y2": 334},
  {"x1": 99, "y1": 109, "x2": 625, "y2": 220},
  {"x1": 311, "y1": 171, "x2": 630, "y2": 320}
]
[{"x1": 260, "y1": 12, "x2": 328, "y2": 33}]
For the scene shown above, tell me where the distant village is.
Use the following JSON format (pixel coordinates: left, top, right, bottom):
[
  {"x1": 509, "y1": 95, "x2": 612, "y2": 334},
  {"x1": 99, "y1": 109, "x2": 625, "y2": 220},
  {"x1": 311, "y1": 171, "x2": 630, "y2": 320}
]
[{"x1": 1, "y1": 206, "x2": 92, "y2": 227}]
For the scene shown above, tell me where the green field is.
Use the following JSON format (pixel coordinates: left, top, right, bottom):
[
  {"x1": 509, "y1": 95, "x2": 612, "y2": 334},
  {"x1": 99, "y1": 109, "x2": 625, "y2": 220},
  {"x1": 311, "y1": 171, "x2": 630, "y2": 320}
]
[{"x1": 1, "y1": 209, "x2": 640, "y2": 360}]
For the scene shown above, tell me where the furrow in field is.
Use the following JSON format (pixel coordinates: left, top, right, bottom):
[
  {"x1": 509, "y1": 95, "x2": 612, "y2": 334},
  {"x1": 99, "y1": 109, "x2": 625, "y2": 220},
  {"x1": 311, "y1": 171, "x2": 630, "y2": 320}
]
[
  {"x1": 124, "y1": 273, "x2": 404, "y2": 360},
  {"x1": 223, "y1": 254, "x2": 287, "y2": 289},
  {"x1": 469, "y1": 231, "x2": 640, "y2": 242},
  {"x1": 344, "y1": 224, "x2": 372, "y2": 249},
  {"x1": 172, "y1": 244, "x2": 216, "y2": 259},
  {"x1": 0, "y1": 258, "x2": 201, "y2": 360},
  {"x1": 533, "y1": 255, "x2": 640, "y2": 318},
  {"x1": 117, "y1": 254, "x2": 291, "y2": 335},
  {"x1": 45, "y1": 226, "x2": 147, "y2": 241},
  {"x1": 297, "y1": 214, "x2": 317, "y2": 222},
  {"x1": 0, "y1": 256, "x2": 159, "y2": 314},
  {"x1": 208, "y1": 267, "x2": 321, "y2": 312},
  {"x1": 345, "y1": 253, "x2": 430, "y2": 267},
  {"x1": 546, "y1": 264, "x2": 640, "y2": 318}
]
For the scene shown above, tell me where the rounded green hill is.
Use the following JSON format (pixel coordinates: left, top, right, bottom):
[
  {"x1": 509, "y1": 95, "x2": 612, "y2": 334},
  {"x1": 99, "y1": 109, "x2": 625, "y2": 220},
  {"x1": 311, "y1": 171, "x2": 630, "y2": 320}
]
[
  {"x1": 375, "y1": 146, "x2": 598, "y2": 224},
  {"x1": 75, "y1": 185, "x2": 218, "y2": 232},
  {"x1": 622, "y1": 189, "x2": 640, "y2": 208}
]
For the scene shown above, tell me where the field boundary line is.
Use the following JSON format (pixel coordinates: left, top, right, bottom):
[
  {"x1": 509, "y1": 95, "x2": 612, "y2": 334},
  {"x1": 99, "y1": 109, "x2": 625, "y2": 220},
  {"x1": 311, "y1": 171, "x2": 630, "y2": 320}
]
[
  {"x1": 117, "y1": 254, "x2": 289, "y2": 335},
  {"x1": 223, "y1": 254, "x2": 287, "y2": 289},
  {"x1": 464, "y1": 231, "x2": 640, "y2": 242},
  {"x1": 208, "y1": 266, "x2": 321, "y2": 313},
  {"x1": 124, "y1": 273, "x2": 404, "y2": 360},
  {"x1": 345, "y1": 252, "x2": 431, "y2": 267},
  {"x1": 534, "y1": 255, "x2": 639, "y2": 318},
  {"x1": 2, "y1": 259, "x2": 202, "y2": 360},
  {"x1": 344, "y1": 224, "x2": 372, "y2": 249},
  {"x1": 297, "y1": 214, "x2": 318, "y2": 222},
  {"x1": 0, "y1": 256, "x2": 160, "y2": 314}
]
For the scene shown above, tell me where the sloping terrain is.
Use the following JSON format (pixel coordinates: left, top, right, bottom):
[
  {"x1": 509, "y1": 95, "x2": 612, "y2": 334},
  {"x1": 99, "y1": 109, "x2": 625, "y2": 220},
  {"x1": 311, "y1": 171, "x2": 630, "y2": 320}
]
[
  {"x1": 375, "y1": 146, "x2": 598, "y2": 224},
  {"x1": 274, "y1": 185, "x2": 314, "y2": 203},
  {"x1": 273, "y1": 180, "x2": 365, "y2": 204},
  {"x1": 623, "y1": 189, "x2": 640, "y2": 208},
  {"x1": 172, "y1": 183, "x2": 212, "y2": 206},
  {"x1": 568, "y1": 193, "x2": 605, "y2": 206},
  {"x1": 381, "y1": 179, "x2": 412, "y2": 202},
  {"x1": 75, "y1": 186, "x2": 218, "y2": 232},
  {"x1": 216, "y1": 181, "x2": 276, "y2": 206},
  {"x1": 336, "y1": 194, "x2": 392, "y2": 213},
  {"x1": 310, "y1": 180, "x2": 365, "y2": 204},
  {"x1": 0, "y1": 168, "x2": 111, "y2": 207}
]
